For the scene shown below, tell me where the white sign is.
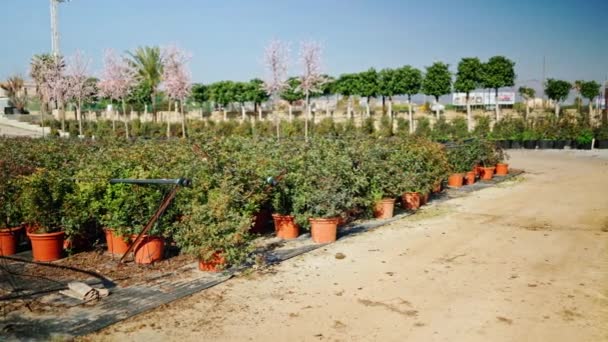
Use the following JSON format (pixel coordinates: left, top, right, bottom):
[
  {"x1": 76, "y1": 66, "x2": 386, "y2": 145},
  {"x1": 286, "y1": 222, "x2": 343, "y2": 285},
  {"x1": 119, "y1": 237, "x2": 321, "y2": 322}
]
[{"x1": 452, "y1": 92, "x2": 515, "y2": 106}]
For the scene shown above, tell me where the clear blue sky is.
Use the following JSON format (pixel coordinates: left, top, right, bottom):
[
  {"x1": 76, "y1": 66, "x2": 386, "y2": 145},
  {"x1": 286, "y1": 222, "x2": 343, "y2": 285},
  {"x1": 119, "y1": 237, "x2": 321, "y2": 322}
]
[{"x1": 2, "y1": 0, "x2": 607, "y2": 93}]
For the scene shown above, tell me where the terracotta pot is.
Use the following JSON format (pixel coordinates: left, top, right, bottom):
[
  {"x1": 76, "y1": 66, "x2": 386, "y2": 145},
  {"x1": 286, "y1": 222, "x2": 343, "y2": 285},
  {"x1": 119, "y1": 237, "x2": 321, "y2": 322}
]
[
  {"x1": 495, "y1": 163, "x2": 509, "y2": 176},
  {"x1": 105, "y1": 229, "x2": 130, "y2": 255},
  {"x1": 432, "y1": 182, "x2": 442, "y2": 193},
  {"x1": 198, "y1": 252, "x2": 226, "y2": 272},
  {"x1": 465, "y1": 171, "x2": 476, "y2": 185},
  {"x1": 448, "y1": 173, "x2": 464, "y2": 188},
  {"x1": 130, "y1": 234, "x2": 165, "y2": 264},
  {"x1": 272, "y1": 214, "x2": 300, "y2": 239},
  {"x1": 309, "y1": 217, "x2": 339, "y2": 244},
  {"x1": 481, "y1": 167, "x2": 495, "y2": 180},
  {"x1": 0, "y1": 226, "x2": 22, "y2": 256},
  {"x1": 27, "y1": 231, "x2": 65, "y2": 262},
  {"x1": 420, "y1": 192, "x2": 430, "y2": 206},
  {"x1": 373, "y1": 198, "x2": 396, "y2": 219},
  {"x1": 401, "y1": 192, "x2": 421, "y2": 210},
  {"x1": 473, "y1": 165, "x2": 482, "y2": 177}
]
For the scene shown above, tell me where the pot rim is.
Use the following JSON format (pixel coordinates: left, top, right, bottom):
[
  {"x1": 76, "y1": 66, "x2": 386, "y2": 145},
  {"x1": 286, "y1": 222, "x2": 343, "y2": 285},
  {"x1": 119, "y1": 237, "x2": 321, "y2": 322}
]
[
  {"x1": 27, "y1": 230, "x2": 65, "y2": 238},
  {"x1": 0, "y1": 226, "x2": 23, "y2": 234},
  {"x1": 308, "y1": 217, "x2": 340, "y2": 224}
]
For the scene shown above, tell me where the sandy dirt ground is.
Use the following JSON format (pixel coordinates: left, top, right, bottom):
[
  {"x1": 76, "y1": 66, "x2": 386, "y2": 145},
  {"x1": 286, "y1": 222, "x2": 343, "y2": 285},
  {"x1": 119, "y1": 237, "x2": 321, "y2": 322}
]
[{"x1": 84, "y1": 150, "x2": 608, "y2": 342}]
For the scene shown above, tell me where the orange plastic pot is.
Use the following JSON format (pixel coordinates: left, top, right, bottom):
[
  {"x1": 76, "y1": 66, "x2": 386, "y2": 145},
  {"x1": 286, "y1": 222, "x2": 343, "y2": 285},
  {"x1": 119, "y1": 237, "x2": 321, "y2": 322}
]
[
  {"x1": 495, "y1": 163, "x2": 509, "y2": 176},
  {"x1": 373, "y1": 198, "x2": 396, "y2": 219},
  {"x1": 272, "y1": 214, "x2": 300, "y2": 239},
  {"x1": 448, "y1": 173, "x2": 464, "y2": 188},
  {"x1": 0, "y1": 226, "x2": 22, "y2": 256},
  {"x1": 309, "y1": 218, "x2": 339, "y2": 244},
  {"x1": 27, "y1": 231, "x2": 65, "y2": 262},
  {"x1": 420, "y1": 192, "x2": 430, "y2": 206},
  {"x1": 105, "y1": 229, "x2": 130, "y2": 255},
  {"x1": 473, "y1": 165, "x2": 482, "y2": 177},
  {"x1": 401, "y1": 192, "x2": 421, "y2": 210},
  {"x1": 481, "y1": 167, "x2": 495, "y2": 180},
  {"x1": 130, "y1": 235, "x2": 165, "y2": 264},
  {"x1": 465, "y1": 171, "x2": 476, "y2": 185},
  {"x1": 198, "y1": 252, "x2": 226, "y2": 272}
]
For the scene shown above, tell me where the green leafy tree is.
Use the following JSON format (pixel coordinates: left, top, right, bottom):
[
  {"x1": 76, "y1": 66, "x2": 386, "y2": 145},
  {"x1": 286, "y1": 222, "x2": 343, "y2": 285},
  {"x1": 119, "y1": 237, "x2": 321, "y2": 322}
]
[
  {"x1": 247, "y1": 79, "x2": 269, "y2": 120},
  {"x1": 422, "y1": 62, "x2": 452, "y2": 119},
  {"x1": 453, "y1": 58, "x2": 483, "y2": 131},
  {"x1": 572, "y1": 80, "x2": 584, "y2": 112},
  {"x1": 280, "y1": 77, "x2": 304, "y2": 120},
  {"x1": 545, "y1": 79, "x2": 571, "y2": 117},
  {"x1": 580, "y1": 81, "x2": 601, "y2": 117},
  {"x1": 481, "y1": 56, "x2": 515, "y2": 121},
  {"x1": 208, "y1": 81, "x2": 236, "y2": 121},
  {"x1": 518, "y1": 86, "x2": 535, "y2": 119},
  {"x1": 335, "y1": 73, "x2": 359, "y2": 118},
  {"x1": 358, "y1": 68, "x2": 379, "y2": 117},
  {"x1": 378, "y1": 68, "x2": 397, "y2": 118},
  {"x1": 233, "y1": 82, "x2": 251, "y2": 121},
  {"x1": 395, "y1": 66, "x2": 422, "y2": 133},
  {"x1": 316, "y1": 75, "x2": 335, "y2": 117},
  {"x1": 128, "y1": 46, "x2": 163, "y2": 122}
]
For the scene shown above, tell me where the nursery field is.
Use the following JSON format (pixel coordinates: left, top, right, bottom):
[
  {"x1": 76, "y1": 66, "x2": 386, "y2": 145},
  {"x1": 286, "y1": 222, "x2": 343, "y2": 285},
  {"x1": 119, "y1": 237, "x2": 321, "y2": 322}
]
[{"x1": 84, "y1": 150, "x2": 608, "y2": 342}]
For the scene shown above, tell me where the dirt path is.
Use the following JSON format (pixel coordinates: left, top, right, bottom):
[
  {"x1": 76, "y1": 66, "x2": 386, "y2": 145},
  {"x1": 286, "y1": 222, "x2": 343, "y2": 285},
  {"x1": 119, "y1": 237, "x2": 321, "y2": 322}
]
[{"x1": 85, "y1": 150, "x2": 608, "y2": 342}]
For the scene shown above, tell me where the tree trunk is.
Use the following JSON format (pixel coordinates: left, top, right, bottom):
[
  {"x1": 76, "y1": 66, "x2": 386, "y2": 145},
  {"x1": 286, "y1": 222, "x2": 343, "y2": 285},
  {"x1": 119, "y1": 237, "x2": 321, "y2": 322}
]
[
  {"x1": 241, "y1": 104, "x2": 246, "y2": 121},
  {"x1": 77, "y1": 100, "x2": 83, "y2": 137},
  {"x1": 151, "y1": 91, "x2": 157, "y2": 123},
  {"x1": 388, "y1": 97, "x2": 393, "y2": 119},
  {"x1": 122, "y1": 98, "x2": 129, "y2": 139},
  {"x1": 525, "y1": 99, "x2": 530, "y2": 120},
  {"x1": 408, "y1": 95, "x2": 414, "y2": 134},
  {"x1": 167, "y1": 101, "x2": 171, "y2": 138},
  {"x1": 181, "y1": 100, "x2": 186, "y2": 138},
  {"x1": 258, "y1": 106, "x2": 262, "y2": 121},
  {"x1": 60, "y1": 100, "x2": 66, "y2": 133},
  {"x1": 366, "y1": 97, "x2": 371, "y2": 117},
  {"x1": 434, "y1": 96, "x2": 440, "y2": 119},
  {"x1": 288, "y1": 103, "x2": 293, "y2": 121},
  {"x1": 382, "y1": 95, "x2": 386, "y2": 115},
  {"x1": 305, "y1": 92, "x2": 310, "y2": 142},
  {"x1": 555, "y1": 102, "x2": 560, "y2": 117},
  {"x1": 326, "y1": 97, "x2": 330, "y2": 117},
  {"x1": 223, "y1": 108, "x2": 227, "y2": 121},
  {"x1": 589, "y1": 101, "x2": 593, "y2": 119},
  {"x1": 347, "y1": 96, "x2": 352, "y2": 118},
  {"x1": 466, "y1": 93, "x2": 472, "y2": 132},
  {"x1": 495, "y1": 88, "x2": 500, "y2": 121}
]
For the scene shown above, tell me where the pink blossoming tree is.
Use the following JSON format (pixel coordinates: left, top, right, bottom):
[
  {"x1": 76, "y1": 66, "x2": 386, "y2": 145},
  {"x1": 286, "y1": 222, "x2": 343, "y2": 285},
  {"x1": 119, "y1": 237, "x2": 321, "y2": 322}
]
[
  {"x1": 299, "y1": 40, "x2": 325, "y2": 141},
  {"x1": 263, "y1": 39, "x2": 289, "y2": 138},
  {"x1": 98, "y1": 49, "x2": 137, "y2": 138},
  {"x1": 65, "y1": 50, "x2": 96, "y2": 137},
  {"x1": 39, "y1": 56, "x2": 69, "y2": 133},
  {"x1": 162, "y1": 46, "x2": 192, "y2": 138}
]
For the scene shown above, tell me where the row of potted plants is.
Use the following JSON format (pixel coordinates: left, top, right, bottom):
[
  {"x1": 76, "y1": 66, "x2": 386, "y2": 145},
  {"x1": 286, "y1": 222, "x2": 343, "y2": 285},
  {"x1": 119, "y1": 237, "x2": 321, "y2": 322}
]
[{"x1": 0, "y1": 135, "x2": 504, "y2": 271}]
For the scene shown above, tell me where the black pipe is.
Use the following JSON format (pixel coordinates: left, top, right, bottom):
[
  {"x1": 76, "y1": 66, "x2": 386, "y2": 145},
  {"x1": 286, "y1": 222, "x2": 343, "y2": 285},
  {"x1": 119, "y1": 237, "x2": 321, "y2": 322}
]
[{"x1": 108, "y1": 178, "x2": 191, "y2": 187}]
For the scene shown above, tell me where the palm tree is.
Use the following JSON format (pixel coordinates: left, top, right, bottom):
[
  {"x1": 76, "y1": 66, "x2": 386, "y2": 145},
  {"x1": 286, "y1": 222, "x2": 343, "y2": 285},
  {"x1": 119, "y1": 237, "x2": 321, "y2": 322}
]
[
  {"x1": 0, "y1": 76, "x2": 27, "y2": 113},
  {"x1": 128, "y1": 46, "x2": 163, "y2": 122}
]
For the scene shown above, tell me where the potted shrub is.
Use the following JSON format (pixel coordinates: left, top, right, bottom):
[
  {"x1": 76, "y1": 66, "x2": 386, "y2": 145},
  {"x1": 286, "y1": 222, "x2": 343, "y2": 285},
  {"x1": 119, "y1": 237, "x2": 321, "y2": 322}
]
[
  {"x1": 19, "y1": 169, "x2": 74, "y2": 262},
  {"x1": 270, "y1": 180, "x2": 300, "y2": 239},
  {"x1": 446, "y1": 143, "x2": 473, "y2": 188},
  {"x1": 576, "y1": 127, "x2": 594, "y2": 150},
  {"x1": 595, "y1": 123, "x2": 608, "y2": 149},
  {"x1": 536, "y1": 119, "x2": 556, "y2": 149},
  {"x1": 359, "y1": 140, "x2": 402, "y2": 219},
  {"x1": 478, "y1": 140, "x2": 503, "y2": 180},
  {"x1": 521, "y1": 127, "x2": 537, "y2": 149}
]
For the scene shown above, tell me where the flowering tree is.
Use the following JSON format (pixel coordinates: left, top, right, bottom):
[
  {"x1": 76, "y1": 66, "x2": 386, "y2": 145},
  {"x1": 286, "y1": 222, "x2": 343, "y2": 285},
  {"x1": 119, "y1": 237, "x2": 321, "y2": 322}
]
[
  {"x1": 299, "y1": 41, "x2": 325, "y2": 141},
  {"x1": 65, "y1": 50, "x2": 96, "y2": 136},
  {"x1": 162, "y1": 46, "x2": 192, "y2": 138},
  {"x1": 37, "y1": 56, "x2": 69, "y2": 133},
  {"x1": 98, "y1": 49, "x2": 137, "y2": 138},
  {"x1": 263, "y1": 39, "x2": 289, "y2": 138}
]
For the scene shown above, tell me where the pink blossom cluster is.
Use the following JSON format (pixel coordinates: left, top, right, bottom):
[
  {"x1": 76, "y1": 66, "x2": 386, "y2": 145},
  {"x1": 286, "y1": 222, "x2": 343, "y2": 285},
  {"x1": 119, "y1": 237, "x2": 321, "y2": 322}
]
[
  {"x1": 98, "y1": 49, "x2": 137, "y2": 101},
  {"x1": 263, "y1": 39, "x2": 289, "y2": 95},
  {"x1": 162, "y1": 46, "x2": 192, "y2": 101}
]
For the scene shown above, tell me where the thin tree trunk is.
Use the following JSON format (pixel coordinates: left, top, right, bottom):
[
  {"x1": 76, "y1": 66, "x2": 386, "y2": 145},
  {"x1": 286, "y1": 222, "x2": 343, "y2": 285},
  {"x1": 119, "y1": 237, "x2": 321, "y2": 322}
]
[
  {"x1": 347, "y1": 96, "x2": 352, "y2": 118},
  {"x1": 60, "y1": 100, "x2": 65, "y2": 133},
  {"x1": 258, "y1": 105, "x2": 262, "y2": 121},
  {"x1": 77, "y1": 100, "x2": 83, "y2": 137},
  {"x1": 466, "y1": 93, "x2": 472, "y2": 132},
  {"x1": 495, "y1": 88, "x2": 500, "y2": 121},
  {"x1": 435, "y1": 97, "x2": 440, "y2": 119},
  {"x1": 151, "y1": 91, "x2": 157, "y2": 123},
  {"x1": 223, "y1": 108, "x2": 227, "y2": 121},
  {"x1": 241, "y1": 104, "x2": 246, "y2": 121},
  {"x1": 305, "y1": 92, "x2": 310, "y2": 142},
  {"x1": 181, "y1": 100, "x2": 186, "y2": 138},
  {"x1": 525, "y1": 99, "x2": 530, "y2": 120},
  {"x1": 408, "y1": 95, "x2": 414, "y2": 134},
  {"x1": 366, "y1": 97, "x2": 371, "y2": 117},
  {"x1": 589, "y1": 101, "x2": 593, "y2": 119},
  {"x1": 326, "y1": 97, "x2": 330, "y2": 117},
  {"x1": 111, "y1": 102, "x2": 116, "y2": 132},
  {"x1": 555, "y1": 102, "x2": 560, "y2": 117},
  {"x1": 122, "y1": 98, "x2": 129, "y2": 139},
  {"x1": 288, "y1": 103, "x2": 293, "y2": 121},
  {"x1": 388, "y1": 97, "x2": 393, "y2": 119},
  {"x1": 382, "y1": 95, "x2": 386, "y2": 115},
  {"x1": 167, "y1": 101, "x2": 172, "y2": 138}
]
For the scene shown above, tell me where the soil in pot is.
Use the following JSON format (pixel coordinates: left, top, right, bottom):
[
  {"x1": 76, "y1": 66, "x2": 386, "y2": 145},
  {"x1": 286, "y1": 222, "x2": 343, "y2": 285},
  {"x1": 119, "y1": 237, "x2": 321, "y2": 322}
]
[
  {"x1": 523, "y1": 140, "x2": 537, "y2": 149},
  {"x1": 272, "y1": 214, "x2": 300, "y2": 239},
  {"x1": 597, "y1": 140, "x2": 608, "y2": 149},
  {"x1": 309, "y1": 218, "x2": 339, "y2": 244},
  {"x1": 198, "y1": 252, "x2": 226, "y2": 272},
  {"x1": 481, "y1": 167, "x2": 495, "y2": 180},
  {"x1": 0, "y1": 226, "x2": 22, "y2": 256},
  {"x1": 373, "y1": 198, "x2": 396, "y2": 219},
  {"x1": 27, "y1": 231, "x2": 65, "y2": 262},
  {"x1": 495, "y1": 163, "x2": 509, "y2": 176},
  {"x1": 465, "y1": 171, "x2": 476, "y2": 185},
  {"x1": 448, "y1": 173, "x2": 464, "y2": 188},
  {"x1": 131, "y1": 235, "x2": 165, "y2": 264},
  {"x1": 401, "y1": 192, "x2": 421, "y2": 210},
  {"x1": 105, "y1": 229, "x2": 130, "y2": 255},
  {"x1": 538, "y1": 140, "x2": 554, "y2": 149}
]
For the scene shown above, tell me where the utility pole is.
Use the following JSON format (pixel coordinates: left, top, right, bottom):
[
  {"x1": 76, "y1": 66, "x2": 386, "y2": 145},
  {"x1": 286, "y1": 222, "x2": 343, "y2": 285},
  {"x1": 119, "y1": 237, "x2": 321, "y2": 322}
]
[{"x1": 50, "y1": 0, "x2": 69, "y2": 57}]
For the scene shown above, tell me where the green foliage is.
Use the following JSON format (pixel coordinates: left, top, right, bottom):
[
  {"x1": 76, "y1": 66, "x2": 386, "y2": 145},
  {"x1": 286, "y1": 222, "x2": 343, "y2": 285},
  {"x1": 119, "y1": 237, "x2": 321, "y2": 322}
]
[
  {"x1": 422, "y1": 62, "x2": 452, "y2": 101},
  {"x1": 280, "y1": 77, "x2": 305, "y2": 104},
  {"x1": 357, "y1": 68, "x2": 379, "y2": 100},
  {"x1": 482, "y1": 56, "x2": 516, "y2": 91},
  {"x1": 518, "y1": 86, "x2": 535, "y2": 100},
  {"x1": 454, "y1": 58, "x2": 483, "y2": 95},
  {"x1": 208, "y1": 80, "x2": 236, "y2": 108},
  {"x1": 473, "y1": 115, "x2": 491, "y2": 138},
  {"x1": 545, "y1": 79, "x2": 571, "y2": 103},
  {"x1": 395, "y1": 66, "x2": 423, "y2": 100},
  {"x1": 580, "y1": 81, "x2": 601, "y2": 102},
  {"x1": 395, "y1": 117, "x2": 410, "y2": 137},
  {"x1": 415, "y1": 117, "x2": 432, "y2": 137}
]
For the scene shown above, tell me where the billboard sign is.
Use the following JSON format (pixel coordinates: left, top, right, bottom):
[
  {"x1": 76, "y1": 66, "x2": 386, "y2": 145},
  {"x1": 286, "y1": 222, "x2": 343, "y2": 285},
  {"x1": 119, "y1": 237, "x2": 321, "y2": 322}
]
[{"x1": 452, "y1": 92, "x2": 515, "y2": 106}]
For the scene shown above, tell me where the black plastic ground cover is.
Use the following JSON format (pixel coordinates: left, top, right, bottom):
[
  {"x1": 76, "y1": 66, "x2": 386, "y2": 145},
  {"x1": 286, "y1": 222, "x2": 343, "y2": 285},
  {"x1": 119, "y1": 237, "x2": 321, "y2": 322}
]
[{"x1": 0, "y1": 170, "x2": 523, "y2": 341}]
